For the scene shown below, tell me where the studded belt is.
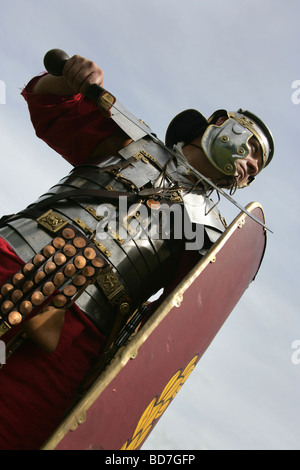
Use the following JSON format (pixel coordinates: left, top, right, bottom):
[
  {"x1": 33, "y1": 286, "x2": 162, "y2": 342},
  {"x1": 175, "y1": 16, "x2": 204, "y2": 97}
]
[{"x1": 0, "y1": 223, "x2": 131, "y2": 338}]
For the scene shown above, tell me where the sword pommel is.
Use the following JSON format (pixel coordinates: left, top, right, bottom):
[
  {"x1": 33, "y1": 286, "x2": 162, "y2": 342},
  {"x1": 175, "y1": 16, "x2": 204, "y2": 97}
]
[{"x1": 43, "y1": 49, "x2": 69, "y2": 76}]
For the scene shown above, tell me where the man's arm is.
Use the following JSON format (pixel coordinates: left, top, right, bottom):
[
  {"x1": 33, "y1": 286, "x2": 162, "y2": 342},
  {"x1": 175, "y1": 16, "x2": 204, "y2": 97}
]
[
  {"x1": 22, "y1": 54, "x2": 132, "y2": 165},
  {"x1": 32, "y1": 75, "x2": 75, "y2": 95},
  {"x1": 32, "y1": 55, "x2": 106, "y2": 98}
]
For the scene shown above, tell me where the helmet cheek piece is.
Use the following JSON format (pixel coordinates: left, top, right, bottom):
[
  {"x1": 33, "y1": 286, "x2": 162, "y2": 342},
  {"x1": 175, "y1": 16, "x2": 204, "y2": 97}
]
[
  {"x1": 202, "y1": 109, "x2": 274, "y2": 187},
  {"x1": 201, "y1": 116, "x2": 254, "y2": 177}
]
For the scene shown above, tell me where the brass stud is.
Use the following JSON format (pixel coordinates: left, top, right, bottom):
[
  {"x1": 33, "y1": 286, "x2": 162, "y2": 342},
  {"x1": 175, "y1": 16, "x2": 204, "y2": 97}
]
[
  {"x1": 81, "y1": 266, "x2": 95, "y2": 277},
  {"x1": 12, "y1": 273, "x2": 25, "y2": 286},
  {"x1": 33, "y1": 254, "x2": 46, "y2": 267},
  {"x1": 146, "y1": 199, "x2": 161, "y2": 210},
  {"x1": 44, "y1": 262, "x2": 56, "y2": 275},
  {"x1": 8, "y1": 311, "x2": 22, "y2": 325},
  {"x1": 64, "y1": 264, "x2": 76, "y2": 278},
  {"x1": 224, "y1": 163, "x2": 234, "y2": 173},
  {"x1": 23, "y1": 263, "x2": 35, "y2": 276},
  {"x1": 1, "y1": 300, "x2": 14, "y2": 315},
  {"x1": 54, "y1": 253, "x2": 67, "y2": 266},
  {"x1": 11, "y1": 289, "x2": 23, "y2": 303},
  {"x1": 62, "y1": 228, "x2": 75, "y2": 240},
  {"x1": 73, "y1": 275, "x2": 87, "y2": 287},
  {"x1": 63, "y1": 244, "x2": 77, "y2": 257},
  {"x1": 73, "y1": 237, "x2": 87, "y2": 248},
  {"x1": 53, "y1": 294, "x2": 67, "y2": 308},
  {"x1": 43, "y1": 245, "x2": 56, "y2": 258},
  {"x1": 52, "y1": 237, "x2": 66, "y2": 249},
  {"x1": 91, "y1": 257, "x2": 105, "y2": 268},
  {"x1": 20, "y1": 300, "x2": 33, "y2": 315},
  {"x1": 63, "y1": 285, "x2": 77, "y2": 297},
  {"x1": 31, "y1": 291, "x2": 45, "y2": 306},
  {"x1": 53, "y1": 272, "x2": 65, "y2": 287},
  {"x1": 83, "y1": 247, "x2": 96, "y2": 260},
  {"x1": 22, "y1": 280, "x2": 34, "y2": 294},
  {"x1": 43, "y1": 282, "x2": 56, "y2": 296},
  {"x1": 34, "y1": 271, "x2": 46, "y2": 284},
  {"x1": 1, "y1": 283, "x2": 14, "y2": 296},
  {"x1": 119, "y1": 302, "x2": 130, "y2": 315},
  {"x1": 74, "y1": 255, "x2": 86, "y2": 269}
]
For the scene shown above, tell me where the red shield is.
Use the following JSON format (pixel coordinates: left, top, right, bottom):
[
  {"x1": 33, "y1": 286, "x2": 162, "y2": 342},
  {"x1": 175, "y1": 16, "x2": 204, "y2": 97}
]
[{"x1": 42, "y1": 202, "x2": 267, "y2": 450}]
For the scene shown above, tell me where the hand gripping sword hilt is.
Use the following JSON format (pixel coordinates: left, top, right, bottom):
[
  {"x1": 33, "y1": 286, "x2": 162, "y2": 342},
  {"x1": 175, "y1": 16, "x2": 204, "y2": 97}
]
[{"x1": 43, "y1": 48, "x2": 116, "y2": 111}]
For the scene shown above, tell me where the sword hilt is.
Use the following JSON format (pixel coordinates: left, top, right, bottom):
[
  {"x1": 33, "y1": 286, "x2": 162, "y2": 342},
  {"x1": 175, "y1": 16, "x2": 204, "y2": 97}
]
[{"x1": 43, "y1": 48, "x2": 116, "y2": 111}]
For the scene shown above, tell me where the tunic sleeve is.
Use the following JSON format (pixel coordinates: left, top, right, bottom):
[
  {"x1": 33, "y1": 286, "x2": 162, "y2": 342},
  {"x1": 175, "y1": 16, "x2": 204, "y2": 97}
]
[{"x1": 21, "y1": 74, "x2": 119, "y2": 166}]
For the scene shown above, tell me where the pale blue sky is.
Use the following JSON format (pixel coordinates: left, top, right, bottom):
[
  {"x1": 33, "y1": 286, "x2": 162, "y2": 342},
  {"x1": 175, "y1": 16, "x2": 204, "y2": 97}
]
[{"x1": 0, "y1": 0, "x2": 299, "y2": 450}]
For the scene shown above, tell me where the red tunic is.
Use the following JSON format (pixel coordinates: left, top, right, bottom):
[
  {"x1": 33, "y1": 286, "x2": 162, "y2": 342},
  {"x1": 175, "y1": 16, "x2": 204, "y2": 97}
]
[
  {"x1": 21, "y1": 73, "x2": 119, "y2": 166},
  {"x1": 0, "y1": 75, "x2": 117, "y2": 449}
]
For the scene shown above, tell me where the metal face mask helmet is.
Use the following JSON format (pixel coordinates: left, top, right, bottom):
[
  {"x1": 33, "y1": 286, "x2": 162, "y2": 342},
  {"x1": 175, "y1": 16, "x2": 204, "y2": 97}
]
[
  {"x1": 165, "y1": 108, "x2": 274, "y2": 187},
  {"x1": 203, "y1": 109, "x2": 274, "y2": 186}
]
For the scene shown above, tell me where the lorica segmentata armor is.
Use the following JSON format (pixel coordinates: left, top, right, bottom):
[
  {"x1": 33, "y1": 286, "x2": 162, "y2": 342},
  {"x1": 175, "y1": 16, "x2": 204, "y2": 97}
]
[{"x1": 0, "y1": 137, "x2": 226, "y2": 337}]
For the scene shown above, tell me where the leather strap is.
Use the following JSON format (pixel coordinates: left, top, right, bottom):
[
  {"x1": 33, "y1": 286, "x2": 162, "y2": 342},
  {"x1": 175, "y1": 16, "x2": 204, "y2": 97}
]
[{"x1": 0, "y1": 188, "x2": 138, "y2": 227}]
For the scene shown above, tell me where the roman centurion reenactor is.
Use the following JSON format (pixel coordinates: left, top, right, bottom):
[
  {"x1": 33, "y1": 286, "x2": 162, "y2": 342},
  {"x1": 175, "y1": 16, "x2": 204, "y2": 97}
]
[{"x1": 0, "y1": 52, "x2": 274, "y2": 449}]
